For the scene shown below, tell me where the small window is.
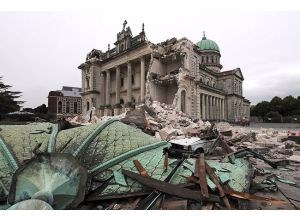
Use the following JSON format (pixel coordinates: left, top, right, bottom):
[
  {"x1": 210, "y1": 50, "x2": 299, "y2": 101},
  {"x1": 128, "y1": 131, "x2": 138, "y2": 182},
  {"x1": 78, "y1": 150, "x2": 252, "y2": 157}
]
[
  {"x1": 58, "y1": 101, "x2": 62, "y2": 113},
  {"x1": 86, "y1": 77, "x2": 90, "y2": 89},
  {"x1": 66, "y1": 102, "x2": 70, "y2": 113},
  {"x1": 74, "y1": 102, "x2": 78, "y2": 114},
  {"x1": 120, "y1": 99, "x2": 124, "y2": 105},
  {"x1": 132, "y1": 97, "x2": 136, "y2": 104},
  {"x1": 121, "y1": 77, "x2": 124, "y2": 87},
  {"x1": 132, "y1": 75, "x2": 135, "y2": 85},
  {"x1": 87, "y1": 101, "x2": 90, "y2": 111}
]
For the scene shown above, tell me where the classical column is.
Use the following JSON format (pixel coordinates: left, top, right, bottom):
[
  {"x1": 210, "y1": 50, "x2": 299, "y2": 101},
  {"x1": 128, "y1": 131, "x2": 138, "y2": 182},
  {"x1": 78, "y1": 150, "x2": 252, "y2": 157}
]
[
  {"x1": 127, "y1": 62, "x2": 132, "y2": 104},
  {"x1": 140, "y1": 56, "x2": 145, "y2": 103},
  {"x1": 209, "y1": 96, "x2": 212, "y2": 120},
  {"x1": 115, "y1": 66, "x2": 120, "y2": 105},
  {"x1": 218, "y1": 98, "x2": 221, "y2": 120},
  {"x1": 216, "y1": 97, "x2": 220, "y2": 120},
  {"x1": 99, "y1": 73, "x2": 104, "y2": 104},
  {"x1": 114, "y1": 66, "x2": 121, "y2": 115},
  {"x1": 222, "y1": 99, "x2": 225, "y2": 120},
  {"x1": 206, "y1": 95, "x2": 209, "y2": 120},
  {"x1": 202, "y1": 94, "x2": 205, "y2": 120},
  {"x1": 105, "y1": 70, "x2": 111, "y2": 106}
]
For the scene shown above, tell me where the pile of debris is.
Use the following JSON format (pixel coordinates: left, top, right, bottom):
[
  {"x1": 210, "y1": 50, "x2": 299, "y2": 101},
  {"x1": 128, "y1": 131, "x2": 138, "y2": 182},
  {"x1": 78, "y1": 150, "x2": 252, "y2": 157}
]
[
  {"x1": 1, "y1": 100, "x2": 300, "y2": 210},
  {"x1": 120, "y1": 101, "x2": 211, "y2": 141}
]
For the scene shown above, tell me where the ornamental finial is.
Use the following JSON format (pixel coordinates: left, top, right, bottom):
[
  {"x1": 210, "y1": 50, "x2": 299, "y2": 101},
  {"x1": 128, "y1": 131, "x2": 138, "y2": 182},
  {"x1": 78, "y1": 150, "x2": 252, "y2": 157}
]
[{"x1": 122, "y1": 20, "x2": 127, "y2": 31}]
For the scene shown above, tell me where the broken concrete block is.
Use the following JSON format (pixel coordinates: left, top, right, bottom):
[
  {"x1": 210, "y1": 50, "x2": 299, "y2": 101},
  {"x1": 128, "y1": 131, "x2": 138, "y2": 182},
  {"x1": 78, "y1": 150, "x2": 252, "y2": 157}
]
[
  {"x1": 285, "y1": 140, "x2": 296, "y2": 149},
  {"x1": 276, "y1": 149, "x2": 293, "y2": 156},
  {"x1": 155, "y1": 132, "x2": 162, "y2": 140},
  {"x1": 121, "y1": 108, "x2": 147, "y2": 130},
  {"x1": 159, "y1": 125, "x2": 178, "y2": 141}
]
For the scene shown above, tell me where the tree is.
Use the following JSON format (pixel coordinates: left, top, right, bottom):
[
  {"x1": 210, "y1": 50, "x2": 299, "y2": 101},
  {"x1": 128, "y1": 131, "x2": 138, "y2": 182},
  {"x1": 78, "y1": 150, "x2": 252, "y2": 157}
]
[
  {"x1": 250, "y1": 101, "x2": 270, "y2": 117},
  {"x1": 34, "y1": 104, "x2": 48, "y2": 114},
  {"x1": 282, "y1": 95, "x2": 298, "y2": 116},
  {"x1": 0, "y1": 76, "x2": 23, "y2": 114},
  {"x1": 269, "y1": 96, "x2": 283, "y2": 114},
  {"x1": 264, "y1": 111, "x2": 282, "y2": 123}
]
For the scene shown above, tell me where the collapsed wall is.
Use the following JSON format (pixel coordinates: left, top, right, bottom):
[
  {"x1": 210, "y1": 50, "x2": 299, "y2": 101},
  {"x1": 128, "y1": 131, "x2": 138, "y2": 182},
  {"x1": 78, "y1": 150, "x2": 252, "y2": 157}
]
[{"x1": 145, "y1": 38, "x2": 189, "y2": 115}]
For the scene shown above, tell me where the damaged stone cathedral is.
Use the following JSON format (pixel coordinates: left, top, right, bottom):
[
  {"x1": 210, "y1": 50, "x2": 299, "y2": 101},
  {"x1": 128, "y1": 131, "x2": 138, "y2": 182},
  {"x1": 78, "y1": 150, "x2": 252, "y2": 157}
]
[{"x1": 78, "y1": 21, "x2": 250, "y2": 123}]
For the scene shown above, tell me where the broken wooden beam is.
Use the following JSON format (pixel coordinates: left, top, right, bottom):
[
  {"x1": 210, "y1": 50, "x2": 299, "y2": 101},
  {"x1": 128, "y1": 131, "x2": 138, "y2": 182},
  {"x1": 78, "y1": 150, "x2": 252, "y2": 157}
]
[
  {"x1": 205, "y1": 161, "x2": 231, "y2": 209},
  {"x1": 219, "y1": 139, "x2": 234, "y2": 154},
  {"x1": 122, "y1": 169, "x2": 221, "y2": 203},
  {"x1": 164, "y1": 152, "x2": 168, "y2": 172},
  {"x1": 86, "y1": 191, "x2": 152, "y2": 202},
  {"x1": 197, "y1": 153, "x2": 209, "y2": 198},
  {"x1": 133, "y1": 159, "x2": 149, "y2": 177},
  {"x1": 134, "y1": 158, "x2": 186, "y2": 209}
]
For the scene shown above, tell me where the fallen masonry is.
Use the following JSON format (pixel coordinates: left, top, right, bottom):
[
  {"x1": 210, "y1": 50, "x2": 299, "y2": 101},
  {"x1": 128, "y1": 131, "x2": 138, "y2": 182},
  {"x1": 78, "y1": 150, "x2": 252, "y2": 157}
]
[{"x1": 0, "y1": 103, "x2": 300, "y2": 210}]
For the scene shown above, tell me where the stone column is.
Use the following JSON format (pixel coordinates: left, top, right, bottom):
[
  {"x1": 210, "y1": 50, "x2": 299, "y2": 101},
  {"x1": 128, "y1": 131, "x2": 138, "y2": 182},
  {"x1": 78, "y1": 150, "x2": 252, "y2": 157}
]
[
  {"x1": 99, "y1": 73, "x2": 105, "y2": 117},
  {"x1": 202, "y1": 94, "x2": 205, "y2": 120},
  {"x1": 140, "y1": 56, "x2": 145, "y2": 103},
  {"x1": 206, "y1": 95, "x2": 209, "y2": 120},
  {"x1": 209, "y1": 96, "x2": 212, "y2": 120},
  {"x1": 114, "y1": 66, "x2": 121, "y2": 115},
  {"x1": 222, "y1": 99, "x2": 225, "y2": 120},
  {"x1": 216, "y1": 98, "x2": 219, "y2": 121},
  {"x1": 218, "y1": 98, "x2": 221, "y2": 120},
  {"x1": 127, "y1": 62, "x2": 132, "y2": 106},
  {"x1": 212, "y1": 96, "x2": 215, "y2": 120},
  {"x1": 104, "y1": 70, "x2": 112, "y2": 116},
  {"x1": 105, "y1": 70, "x2": 111, "y2": 105}
]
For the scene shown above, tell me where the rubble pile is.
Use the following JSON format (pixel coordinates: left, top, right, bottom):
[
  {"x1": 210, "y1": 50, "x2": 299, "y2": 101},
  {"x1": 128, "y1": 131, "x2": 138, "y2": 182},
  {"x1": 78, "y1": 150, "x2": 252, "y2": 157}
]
[
  {"x1": 144, "y1": 101, "x2": 210, "y2": 140},
  {"x1": 1, "y1": 102, "x2": 300, "y2": 210}
]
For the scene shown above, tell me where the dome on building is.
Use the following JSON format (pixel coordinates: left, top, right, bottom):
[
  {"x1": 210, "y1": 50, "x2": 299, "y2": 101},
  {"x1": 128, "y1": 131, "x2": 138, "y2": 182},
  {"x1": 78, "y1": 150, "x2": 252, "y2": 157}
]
[{"x1": 196, "y1": 33, "x2": 220, "y2": 52}]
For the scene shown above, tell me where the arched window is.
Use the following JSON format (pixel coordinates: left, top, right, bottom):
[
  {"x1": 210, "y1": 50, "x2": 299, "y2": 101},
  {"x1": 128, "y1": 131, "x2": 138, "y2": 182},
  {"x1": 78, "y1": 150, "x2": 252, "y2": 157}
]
[
  {"x1": 121, "y1": 77, "x2": 124, "y2": 87},
  {"x1": 87, "y1": 101, "x2": 90, "y2": 111},
  {"x1": 74, "y1": 102, "x2": 78, "y2": 114},
  {"x1": 120, "y1": 99, "x2": 124, "y2": 105},
  {"x1": 181, "y1": 90, "x2": 186, "y2": 113},
  {"x1": 57, "y1": 101, "x2": 62, "y2": 113},
  {"x1": 86, "y1": 77, "x2": 90, "y2": 89},
  {"x1": 66, "y1": 102, "x2": 70, "y2": 113},
  {"x1": 132, "y1": 97, "x2": 136, "y2": 104}
]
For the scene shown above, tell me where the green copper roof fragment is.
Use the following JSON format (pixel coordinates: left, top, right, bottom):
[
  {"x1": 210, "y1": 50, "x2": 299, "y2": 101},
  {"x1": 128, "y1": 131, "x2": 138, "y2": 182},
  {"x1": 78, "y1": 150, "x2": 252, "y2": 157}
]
[
  {"x1": 47, "y1": 124, "x2": 59, "y2": 153},
  {"x1": 113, "y1": 170, "x2": 128, "y2": 186},
  {"x1": 219, "y1": 174, "x2": 230, "y2": 184},
  {"x1": 0, "y1": 137, "x2": 18, "y2": 171},
  {"x1": 207, "y1": 176, "x2": 217, "y2": 191}
]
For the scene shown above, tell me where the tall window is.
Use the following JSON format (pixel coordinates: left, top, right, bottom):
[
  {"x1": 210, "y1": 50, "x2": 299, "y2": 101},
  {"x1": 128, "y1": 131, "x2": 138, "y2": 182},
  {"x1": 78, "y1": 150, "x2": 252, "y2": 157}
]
[
  {"x1": 74, "y1": 102, "x2": 78, "y2": 114},
  {"x1": 86, "y1": 77, "x2": 90, "y2": 89},
  {"x1": 66, "y1": 102, "x2": 70, "y2": 113},
  {"x1": 181, "y1": 90, "x2": 186, "y2": 113},
  {"x1": 132, "y1": 74, "x2": 135, "y2": 85},
  {"x1": 58, "y1": 101, "x2": 62, "y2": 113},
  {"x1": 121, "y1": 77, "x2": 124, "y2": 87},
  {"x1": 87, "y1": 101, "x2": 90, "y2": 111}
]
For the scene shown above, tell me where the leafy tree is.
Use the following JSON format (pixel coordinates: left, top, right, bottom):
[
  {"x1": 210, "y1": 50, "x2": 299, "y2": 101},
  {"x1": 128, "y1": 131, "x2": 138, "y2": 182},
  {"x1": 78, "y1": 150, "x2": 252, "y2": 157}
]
[
  {"x1": 250, "y1": 101, "x2": 270, "y2": 117},
  {"x1": 282, "y1": 95, "x2": 298, "y2": 116},
  {"x1": 34, "y1": 104, "x2": 48, "y2": 114},
  {"x1": 0, "y1": 76, "x2": 23, "y2": 114},
  {"x1": 264, "y1": 111, "x2": 282, "y2": 123},
  {"x1": 269, "y1": 96, "x2": 283, "y2": 114}
]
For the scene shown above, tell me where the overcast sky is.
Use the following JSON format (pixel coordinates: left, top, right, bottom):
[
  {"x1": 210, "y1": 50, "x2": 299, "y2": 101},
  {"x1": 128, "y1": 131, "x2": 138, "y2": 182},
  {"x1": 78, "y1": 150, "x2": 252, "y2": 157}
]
[{"x1": 0, "y1": 4, "x2": 300, "y2": 108}]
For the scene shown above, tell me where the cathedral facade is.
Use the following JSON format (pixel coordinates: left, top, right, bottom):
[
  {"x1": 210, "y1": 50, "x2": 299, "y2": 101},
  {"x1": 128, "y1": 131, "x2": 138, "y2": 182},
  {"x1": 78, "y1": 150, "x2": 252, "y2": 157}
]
[{"x1": 78, "y1": 21, "x2": 250, "y2": 122}]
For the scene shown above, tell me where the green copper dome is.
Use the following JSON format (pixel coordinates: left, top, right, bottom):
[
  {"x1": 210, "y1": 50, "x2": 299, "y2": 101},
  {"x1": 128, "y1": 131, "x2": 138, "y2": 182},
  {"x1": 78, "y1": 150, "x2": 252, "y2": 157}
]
[{"x1": 196, "y1": 35, "x2": 220, "y2": 52}]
